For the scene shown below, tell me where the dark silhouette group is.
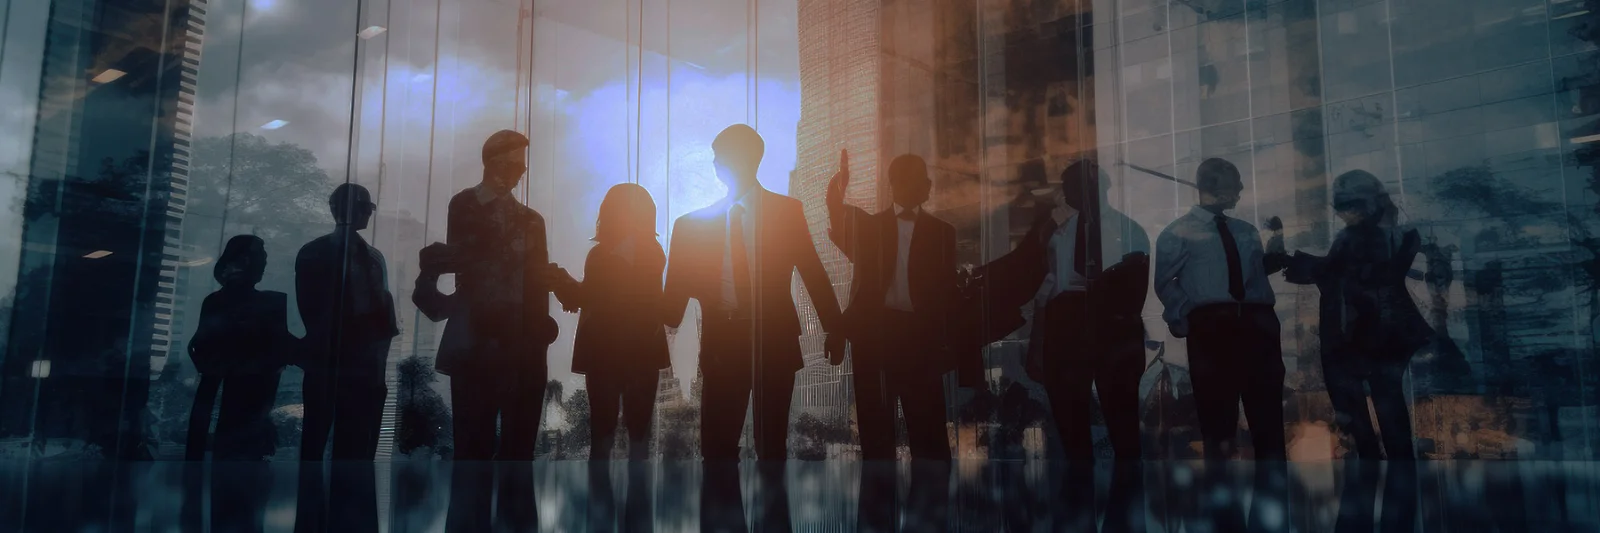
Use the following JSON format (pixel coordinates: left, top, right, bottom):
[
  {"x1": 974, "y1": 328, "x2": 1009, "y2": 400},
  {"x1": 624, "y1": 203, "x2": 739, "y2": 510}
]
[{"x1": 181, "y1": 124, "x2": 1433, "y2": 530}]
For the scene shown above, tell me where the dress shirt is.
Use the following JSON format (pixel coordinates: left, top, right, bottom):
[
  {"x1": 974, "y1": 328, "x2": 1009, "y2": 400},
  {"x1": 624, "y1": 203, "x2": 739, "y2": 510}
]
[
  {"x1": 885, "y1": 204, "x2": 917, "y2": 312},
  {"x1": 1154, "y1": 205, "x2": 1276, "y2": 325},
  {"x1": 720, "y1": 191, "x2": 758, "y2": 312},
  {"x1": 1038, "y1": 208, "x2": 1139, "y2": 301}
]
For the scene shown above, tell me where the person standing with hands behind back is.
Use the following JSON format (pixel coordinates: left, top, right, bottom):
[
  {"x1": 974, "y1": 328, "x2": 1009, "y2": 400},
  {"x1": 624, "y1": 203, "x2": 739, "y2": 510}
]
[
  {"x1": 296, "y1": 183, "x2": 399, "y2": 462},
  {"x1": 1152, "y1": 158, "x2": 1286, "y2": 460}
]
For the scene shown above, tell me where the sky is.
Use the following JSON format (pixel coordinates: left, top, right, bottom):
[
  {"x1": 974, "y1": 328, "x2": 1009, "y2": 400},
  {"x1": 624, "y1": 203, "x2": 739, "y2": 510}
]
[{"x1": 185, "y1": 0, "x2": 804, "y2": 390}]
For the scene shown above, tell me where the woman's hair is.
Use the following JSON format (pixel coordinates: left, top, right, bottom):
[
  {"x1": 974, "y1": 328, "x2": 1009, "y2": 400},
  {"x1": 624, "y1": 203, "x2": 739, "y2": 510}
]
[
  {"x1": 214, "y1": 234, "x2": 267, "y2": 287},
  {"x1": 594, "y1": 183, "x2": 658, "y2": 244},
  {"x1": 1332, "y1": 169, "x2": 1400, "y2": 226}
]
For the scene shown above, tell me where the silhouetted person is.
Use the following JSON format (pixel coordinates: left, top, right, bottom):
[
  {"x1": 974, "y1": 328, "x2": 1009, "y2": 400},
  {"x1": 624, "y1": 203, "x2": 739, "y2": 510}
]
[
  {"x1": 663, "y1": 124, "x2": 836, "y2": 532},
  {"x1": 1283, "y1": 170, "x2": 1428, "y2": 460},
  {"x1": 1153, "y1": 158, "x2": 1286, "y2": 460},
  {"x1": 662, "y1": 124, "x2": 844, "y2": 461},
  {"x1": 187, "y1": 234, "x2": 291, "y2": 461},
  {"x1": 295, "y1": 183, "x2": 397, "y2": 461},
  {"x1": 1026, "y1": 161, "x2": 1151, "y2": 461},
  {"x1": 435, "y1": 129, "x2": 557, "y2": 464},
  {"x1": 825, "y1": 150, "x2": 957, "y2": 460},
  {"x1": 550, "y1": 183, "x2": 671, "y2": 461},
  {"x1": 410, "y1": 130, "x2": 554, "y2": 533}
]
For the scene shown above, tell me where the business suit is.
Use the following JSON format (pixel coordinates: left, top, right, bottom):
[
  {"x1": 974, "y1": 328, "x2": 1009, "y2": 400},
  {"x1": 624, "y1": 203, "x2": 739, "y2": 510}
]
[
  {"x1": 295, "y1": 232, "x2": 398, "y2": 461},
  {"x1": 828, "y1": 203, "x2": 958, "y2": 460},
  {"x1": 663, "y1": 187, "x2": 842, "y2": 461},
  {"x1": 437, "y1": 185, "x2": 556, "y2": 462},
  {"x1": 1285, "y1": 223, "x2": 1428, "y2": 459},
  {"x1": 1027, "y1": 207, "x2": 1150, "y2": 461}
]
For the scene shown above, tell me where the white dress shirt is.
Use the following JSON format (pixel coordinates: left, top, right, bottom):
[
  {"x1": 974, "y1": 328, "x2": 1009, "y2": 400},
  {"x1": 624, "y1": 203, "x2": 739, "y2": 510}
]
[
  {"x1": 720, "y1": 191, "x2": 758, "y2": 312},
  {"x1": 885, "y1": 204, "x2": 917, "y2": 312},
  {"x1": 1044, "y1": 212, "x2": 1090, "y2": 299},
  {"x1": 1153, "y1": 205, "x2": 1276, "y2": 325},
  {"x1": 1037, "y1": 208, "x2": 1141, "y2": 301}
]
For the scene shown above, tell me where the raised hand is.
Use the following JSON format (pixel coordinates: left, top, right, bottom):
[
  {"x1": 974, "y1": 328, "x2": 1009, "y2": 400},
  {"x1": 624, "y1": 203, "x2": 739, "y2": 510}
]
[{"x1": 826, "y1": 148, "x2": 850, "y2": 209}]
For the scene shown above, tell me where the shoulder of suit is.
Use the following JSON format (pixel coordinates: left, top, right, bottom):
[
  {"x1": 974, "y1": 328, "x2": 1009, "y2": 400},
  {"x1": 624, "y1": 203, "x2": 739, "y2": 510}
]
[
  {"x1": 297, "y1": 234, "x2": 335, "y2": 257},
  {"x1": 766, "y1": 191, "x2": 803, "y2": 210},
  {"x1": 684, "y1": 203, "x2": 724, "y2": 221}
]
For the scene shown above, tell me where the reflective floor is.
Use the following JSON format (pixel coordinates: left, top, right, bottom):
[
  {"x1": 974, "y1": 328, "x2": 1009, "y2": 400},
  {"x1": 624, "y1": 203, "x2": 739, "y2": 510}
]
[{"x1": 0, "y1": 460, "x2": 1595, "y2": 532}]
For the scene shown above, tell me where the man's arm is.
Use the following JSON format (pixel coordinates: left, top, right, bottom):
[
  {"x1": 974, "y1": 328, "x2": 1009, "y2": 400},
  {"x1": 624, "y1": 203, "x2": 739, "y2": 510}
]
[
  {"x1": 662, "y1": 217, "x2": 693, "y2": 328},
  {"x1": 525, "y1": 212, "x2": 556, "y2": 345},
  {"x1": 413, "y1": 243, "x2": 456, "y2": 322},
  {"x1": 793, "y1": 201, "x2": 842, "y2": 332},
  {"x1": 294, "y1": 245, "x2": 333, "y2": 364},
  {"x1": 1152, "y1": 228, "x2": 1191, "y2": 330},
  {"x1": 825, "y1": 149, "x2": 869, "y2": 261}
]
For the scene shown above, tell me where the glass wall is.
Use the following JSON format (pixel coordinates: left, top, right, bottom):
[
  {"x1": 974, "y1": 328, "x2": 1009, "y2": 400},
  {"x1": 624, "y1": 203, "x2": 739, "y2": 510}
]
[{"x1": 0, "y1": 0, "x2": 1595, "y2": 464}]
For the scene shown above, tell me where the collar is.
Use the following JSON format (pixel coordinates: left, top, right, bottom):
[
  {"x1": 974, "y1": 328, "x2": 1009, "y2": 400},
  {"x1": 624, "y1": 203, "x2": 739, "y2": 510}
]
[
  {"x1": 731, "y1": 187, "x2": 762, "y2": 211},
  {"x1": 894, "y1": 204, "x2": 920, "y2": 218},
  {"x1": 473, "y1": 183, "x2": 503, "y2": 205},
  {"x1": 1190, "y1": 205, "x2": 1227, "y2": 221}
]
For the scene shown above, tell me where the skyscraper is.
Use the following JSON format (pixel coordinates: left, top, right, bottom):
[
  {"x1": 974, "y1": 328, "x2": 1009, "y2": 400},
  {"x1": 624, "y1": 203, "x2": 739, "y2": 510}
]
[
  {"x1": 149, "y1": 1, "x2": 206, "y2": 376},
  {"x1": 791, "y1": 0, "x2": 882, "y2": 425}
]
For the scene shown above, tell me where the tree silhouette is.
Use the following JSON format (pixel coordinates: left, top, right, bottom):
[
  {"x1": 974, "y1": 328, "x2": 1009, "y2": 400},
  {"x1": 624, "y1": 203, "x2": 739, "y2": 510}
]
[
  {"x1": 396, "y1": 355, "x2": 452, "y2": 457},
  {"x1": 559, "y1": 388, "x2": 591, "y2": 458}
]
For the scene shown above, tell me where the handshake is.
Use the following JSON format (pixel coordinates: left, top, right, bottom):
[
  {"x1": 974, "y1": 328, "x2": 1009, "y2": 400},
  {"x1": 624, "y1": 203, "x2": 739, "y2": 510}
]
[{"x1": 417, "y1": 242, "x2": 578, "y2": 294}]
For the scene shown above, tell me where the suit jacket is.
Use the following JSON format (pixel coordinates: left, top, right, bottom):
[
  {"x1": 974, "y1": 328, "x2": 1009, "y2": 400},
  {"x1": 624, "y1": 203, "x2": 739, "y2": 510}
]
[
  {"x1": 1025, "y1": 208, "x2": 1150, "y2": 367},
  {"x1": 435, "y1": 187, "x2": 556, "y2": 377},
  {"x1": 826, "y1": 204, "x2": 958, "y2": 371},
  {"x1": 950, "y1": 212, "x2": 1054, "y2": 386},
  {"x1": 663, "y1": 188, "x2": 842, "y2": 374},
  {"x1": 191, "y1": 288, "x2": 294, "y2": 377},
  {"x1": 295, "y1": 232, "x2": 398, "y2": 376},
  {"x1": 560, "y1": 239, "x2": 672, "y2": 376},
  {"x1": 1285, "y1": 224, "x2": 1431, "y2": 361}
]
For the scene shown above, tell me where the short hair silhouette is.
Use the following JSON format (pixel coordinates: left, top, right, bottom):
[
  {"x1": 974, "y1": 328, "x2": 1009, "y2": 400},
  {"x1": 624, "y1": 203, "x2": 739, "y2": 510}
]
[
  {"x1": 594, "y1": 183, "x2": 658, "y2": 244},
  {"x1": 712, "y1": 124, "x2": 764, "y2": 175},
  {"x1": 1195, "y1": 158, "x2": 1242, "y2": 194},
  {"x1": 887, "y1": 154, "x2": 930, "y2": 189},
  {"x1": 329, "y1": 183, "x2": 374, "y2": 221},
  {"x1": 482, "y1": 129, "x2": 530, "y2": 165},
  {"x1": 1332, "y1": 169, "x2": 1398, "y2": 224},
  {"x1": 214, "y1": 234, "x2": 266, "y2": 287},
  {"x1": 1061, "y1": 160, "x2": 1107, "y2": 196}
]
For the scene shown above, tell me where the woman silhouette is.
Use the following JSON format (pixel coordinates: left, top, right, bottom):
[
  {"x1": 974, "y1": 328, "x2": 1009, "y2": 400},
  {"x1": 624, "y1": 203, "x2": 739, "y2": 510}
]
[
  {"x1": 186, "y1": 234, "x2": 294, "y2": 460},
  {"x1": 1284, "y1": 170, "x2": 1430, "y2": 460},
  {"x1": 552, "y1": 183, "x2": 671, "y2": 460}
]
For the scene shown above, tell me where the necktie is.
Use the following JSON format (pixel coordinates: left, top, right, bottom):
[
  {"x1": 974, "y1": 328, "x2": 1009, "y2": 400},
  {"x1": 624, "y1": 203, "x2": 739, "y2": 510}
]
[
  {"x1": 1214, "y1": 215, "x2": 1246, "y2": 301},
  {"x1": 898, "y1": 208, "x2": 917, "y2": 221},
  {"x1": 730, "y1": 205, "x2": 752, "y2": 312}
]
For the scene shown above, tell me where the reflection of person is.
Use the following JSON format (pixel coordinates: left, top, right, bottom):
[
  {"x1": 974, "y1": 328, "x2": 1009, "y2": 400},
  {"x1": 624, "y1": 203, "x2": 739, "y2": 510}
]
[
  {"x1": 661, "y1": 124, "x2": 844, "y2": 461},
  {"x1": 826, "y1": 150, "x2": 957, "y2": 460},
  {"x1": 187, "y1": 234, "x2": 292, "y2": 461},
  {"x1": 1026, "y1": 161, "x2": 1151, "y2": 461},
  {"x1": 435, "y1": 129, "x2": 558, "y2": 462},
  {"x1": 549, "y1": 183, "x2": 671, "y2": 461},
  {"x1": 295, "y1": 183, "x2": 398, "y2": 461},
  {"x1": 1153, "y1": 158, "x2": 1286, "y2": 460},
  {"x1": 1284, "y1": 170, "x2": 1428, "y2": 460}
]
